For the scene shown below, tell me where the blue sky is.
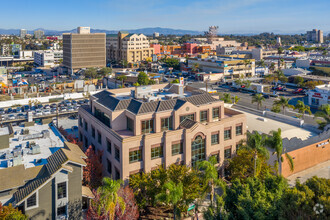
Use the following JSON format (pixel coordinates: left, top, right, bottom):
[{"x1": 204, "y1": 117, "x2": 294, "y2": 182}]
[{"x1": 1, "y1": 0, "x2": 329, "y2": 34}]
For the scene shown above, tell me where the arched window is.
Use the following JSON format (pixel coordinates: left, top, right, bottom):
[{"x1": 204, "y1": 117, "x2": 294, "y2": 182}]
[{"x1": 191, "y1": 135, "x2": 205, "y2": 167}]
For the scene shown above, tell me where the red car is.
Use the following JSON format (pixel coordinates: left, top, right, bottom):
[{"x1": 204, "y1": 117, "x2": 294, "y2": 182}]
[{"x1": 293, "y1": 88, "x2": 303, "y2": 94}]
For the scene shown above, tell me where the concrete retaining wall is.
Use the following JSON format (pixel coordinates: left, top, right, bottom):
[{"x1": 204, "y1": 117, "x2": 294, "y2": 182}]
[{"x1": 263, "y1": 111, "x2": 304, "y2": 127}]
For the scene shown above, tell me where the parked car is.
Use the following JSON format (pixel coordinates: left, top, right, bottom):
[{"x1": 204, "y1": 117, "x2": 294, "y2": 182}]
[
  {"x1": 43, "y1": 109, "x2": 51, "y2": 115},
  {"x1": 44, "y1": 105, "x2": 50, "y2": 109},
  {"x1": 68, "y1": 106, "x2": 74, "y2": 112},
  {"x1": 35, "y1": 109, "x2": 43, "y2": 116},
  {"x1": 50, "y1": 103, "x2": 57, "y2": 108},
  {"x1": 292, "y1": 88, "x2": 303, "y2": 94},
  {"x1": 23, "y1": 105, "x2": 30, "y2": 112},
  {"x1": 263, "y1": 94, "x2": 270, "y2": 99},
  {"x1": 17, "y1": 113, "x2": 25, "y2": 118},
  {"x1": 16, "y1": 107, "x2": 22, "y2": 113},
  {"x1": 8, "y1": 114, "x2": 15, "y2": 120},
  {"x1": 0, "y1": 108, "x2": 5, "y2": 115},
  {"x1": 36, "y1": 104, "x2": 43, "y2": 109},
  {"x1": 84, "y1": 99, "x2": 89, "y2": 103},
  {"x1": 71, "y1": 100, "x2": 77, "y2": 105},
  {"x1": 60, "y1": 107, "x2": 67, "y2": 112},
  {"x1": 7, "y1": 108, "x2": 13, "y2": 114}
]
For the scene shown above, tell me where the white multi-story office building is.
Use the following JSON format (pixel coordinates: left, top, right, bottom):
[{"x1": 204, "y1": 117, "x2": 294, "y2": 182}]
[
  {"x1": 34, "y1": 50, "x2": 63, "y2": 67},
  {"x1": 34, "y1": 30, "x2": 44, "y2": 39},
  {"x1": 20, "y1": 29, "x2": 27, "y2": 38}
]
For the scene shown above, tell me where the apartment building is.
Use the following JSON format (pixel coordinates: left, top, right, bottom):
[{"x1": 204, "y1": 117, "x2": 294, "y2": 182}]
[
  {"x1": 106, "y1": 31, "x2": 154, "y2": 64},
  {"x1": 78, "y1": 83, "x2": 246, "y2": 181},
  {"x1": 0, "y1": 123, "x2": 89, "y2": 219},
  {"x1": 188, "y1": 57, "x2": 256, "y2": 80},
  {"x1": 306, "y1": 29, "x2": 323, "y2": 43},
  {"x1": 63, "y1": 27, "x2": 106, "y2": 72},
  {"x1": 33, "y1": 30, "x2": 44, "y2": 39},
  {"x1": 20, "y1": 29, "x2": 27, "y2": 38}
]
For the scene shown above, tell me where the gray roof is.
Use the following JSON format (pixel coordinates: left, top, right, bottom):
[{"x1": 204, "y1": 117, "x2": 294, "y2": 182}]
[
  {"x1": 13, "y1": 143, "x2": 86, "y2": 204},
  {"x1": 180, "y1": 119, "x2": 197, "y2": 129},
  {"x1": 93, "y1": 91, "x2": 219, "y2": 115}
]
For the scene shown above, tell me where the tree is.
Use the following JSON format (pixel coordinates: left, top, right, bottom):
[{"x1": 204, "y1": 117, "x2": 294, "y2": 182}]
[
  {"x1": 137, "y1": 72, "x2": 150, "y2": 85},
  {"x1": 83, "y1": 146, "x2": 103, "y2": 189},
  {"x1": 116, "y1": 75, "x2": 127, "y2": 88},
  {"x1": 197, "y1": 156, "x2": 221, "y2": 206},
  {"x1": 232, "y1": 95, "x2": 240, "y2": 104},
  {"x1": 87, "y1": 190, "x2": 109, "y2": 220},
  {"x1": 304, "y1": 80, "x2": 323, "y2": 89},
  {"x1": 277, "y1": 47, "x2": 284, "y2": 69},
  {"x1": 271, "y1": 104, "x2": 281, "y2": 113},
  {"x1": 294, "y1": 76, "x2": 305, "y2": 87},
  {"x1": 228, "y1": 148, "x2": 272, "y2": 181},
  {"x1": 269, "y1": 62, "x2": 276, "y2": 74},
  {"x1": 256, "y1": 59, "x2": 265, "y2": 68},
  {"x1": 0, "y1": 203, "x2": 27, "y2": 220},
  {"x1": 221, "y1": 93, "x2": 232, "y2": 104},
  {"x1": 98, "y1": 177, "x2": 125, "y2": 220},
  {"x1": 85, "y1": 68, "x2": 98, "y2": 79},
  {"x1": 99, "y1": 67, "x2": 112, "y2": 77},
  {"x1": 251, "y1": 93, "x2": 265, "y2": 110},
  {"x1": 171, "y1": 79, "x2": 179, "y2": 84},
  {"x1": 294, "y1": 100, "x2": 311, "y2": 119},
  {"x1": 115, "y1": 186, "x2": 139, "y2": 220},
  {"x1": 314, "y1": 104, "x2": 330, "y2": 129},
  {"x1": 241, "y1": 131, "x2": 269, "y2": 177},
  {"x1": 192, "y1": 63, "x2": 199, "y2": 72},
  {"x1": 273, "y1": 96, "x2": 293, "y2": 114},
  {"x1": 156, "y1": 181, "x2": 183, "y2": 220},
  {"x1": 224, "y1": 175, "x2": 288, "y2": 220},
  {"x1": 267, "y1": 128, "x2": 294, "y2": 175}
]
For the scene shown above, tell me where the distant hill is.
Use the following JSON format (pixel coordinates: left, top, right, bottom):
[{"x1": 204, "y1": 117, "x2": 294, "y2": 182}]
[{"x1": 0, "y1": 27, "x2": 204, "y2": 36}]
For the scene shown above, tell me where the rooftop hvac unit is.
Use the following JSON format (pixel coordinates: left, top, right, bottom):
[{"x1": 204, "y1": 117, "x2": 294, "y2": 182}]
[
  {"x1": 6, "y1": 160, "x2": 13, "y2": 168},
  {"x1": 31, "y1": 144, "x2": 41, "y2": 155},
  {"x1": 13, "y1": 156, "x2": 22, "y2": 166}
]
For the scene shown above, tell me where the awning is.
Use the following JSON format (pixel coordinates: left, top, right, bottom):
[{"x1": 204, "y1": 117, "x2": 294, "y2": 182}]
[{"x1": 82, "y1": 186, "x2": 94, "y2": 199}]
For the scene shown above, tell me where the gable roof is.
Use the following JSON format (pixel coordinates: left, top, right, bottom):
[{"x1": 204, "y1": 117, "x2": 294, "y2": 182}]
[
  {"x1": 0, "y1": 165, "x2": 43, "y2": 192},
  {"x1": 13, "y1": 143, "x2": 86, "y2": 204}
]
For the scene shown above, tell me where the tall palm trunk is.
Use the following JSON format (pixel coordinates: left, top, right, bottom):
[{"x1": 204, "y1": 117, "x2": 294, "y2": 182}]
[
  {"x1": 173, "y1": 205, "x2": 176, "y2": 220},
  {"x1": 210, "y1": 180, "x2": 214, "y2": 206},
  {"x1": 254, "y1": 152, "x2": 257, "y2": 177}
]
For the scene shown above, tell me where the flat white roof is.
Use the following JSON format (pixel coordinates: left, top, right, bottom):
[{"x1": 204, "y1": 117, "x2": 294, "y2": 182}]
[
  {"x1": 243, "y1": 111, "x2": 316, "y2": 140},
  {"x1": 0, "y1": 123, "x2": 65, "y2": 169}
]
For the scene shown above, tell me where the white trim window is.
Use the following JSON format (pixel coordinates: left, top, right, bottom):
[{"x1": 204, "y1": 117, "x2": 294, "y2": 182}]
[{"x1": 25, "y1": 191, "x2": 39, "y2": 210}]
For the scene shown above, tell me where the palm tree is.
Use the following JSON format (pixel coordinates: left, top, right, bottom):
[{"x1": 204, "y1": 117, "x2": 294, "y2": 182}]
[
  {"x1": 267, "y1": 128, "x2": 294, "y2": 175},
  {"x1": 294, "y1": 100, "x2": 311, "y2": 119},
  {"x1": 116, "y1": 75, "x2": 127, "y2": 88},
  {"x1": 192, "y1": 63, "x2": 199, "y2": 72},
  {"x1": 197, "y1": 156, "x2": 220, "y2": 206},
  {"x1": 243, "y1": 59, "x2": 252, "y2": 77},
  {"x1": 98, "y1": 177, "x2": 125, "y2": 220},
  {"x1": 221, "y1": 93, "x2": 232, "y2": 104},
  {"x1": 269, "y1": 62, "x2": 276, "y2": 76},
  {"x1": 232, "y1": 95, "x2": 240, "y2": 104},
  {"x1": 273, "y1": 96, "x2": 293, "y2": 115},
  {"x1": 251, "y1": 93, "x2": 265, "y2": 110},
  {"x1": 156, "y1": 181, "x2": 183, "y2": 220},
  {"x1": 277, "y1": 47, "x2": 284, "y2": 70},
  {"x1": 241, "y1": 131, "x2": 269, "y2": 177},
  {"x1": 314, "y1": 104, "x2": 330, "y2": 129}
]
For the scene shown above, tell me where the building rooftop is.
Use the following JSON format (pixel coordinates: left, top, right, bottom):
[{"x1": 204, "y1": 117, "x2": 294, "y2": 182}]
[
  {"x1": 93, "y1": 84, "x2": 220, "y2": 115},
  {"x1": 243, "y1": 111, "x2": 316, "y2": 140},
  {"x1": 0, "y1": 123, "x2": 65, "y2": 169}
]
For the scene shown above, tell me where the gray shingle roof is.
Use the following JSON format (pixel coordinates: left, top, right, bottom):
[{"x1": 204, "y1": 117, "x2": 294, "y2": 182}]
[
  {"x1": 93, "y1": 90, "x2": 220, "y2": 115},
  {"x1": 13, "y1": 143, "x2": 86, "y2": 204},
  {"x1": 180, "y1": 119, "x2": 197, "y2": 129}
]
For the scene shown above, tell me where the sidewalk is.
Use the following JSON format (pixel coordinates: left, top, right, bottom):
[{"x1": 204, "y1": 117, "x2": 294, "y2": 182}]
[{"x1": 286, "y1": 160, "x2": 330, "y2": 186}]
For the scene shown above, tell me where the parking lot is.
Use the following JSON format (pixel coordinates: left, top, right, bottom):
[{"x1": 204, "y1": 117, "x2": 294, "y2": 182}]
[{"x1": 0, "y1": 99, "x2": 89, "y2": 122}]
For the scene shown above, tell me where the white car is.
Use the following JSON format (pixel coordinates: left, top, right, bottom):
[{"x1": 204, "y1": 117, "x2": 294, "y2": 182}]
[
  {"x1": 35, "y1": 110, "x2": 43, "y2": 116},
  {"x1": 68, "y1": 107, "x2": 74, "y2": 112},
  {"x1": 60, "y1": 107, "x2": 67, "y2": 112},
  {"x1": 8, "y1": 114, "x2": 15, "y2": 120},
  {"x1": 43, "y1": 109, "x2": 51, "y2": 115}
]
